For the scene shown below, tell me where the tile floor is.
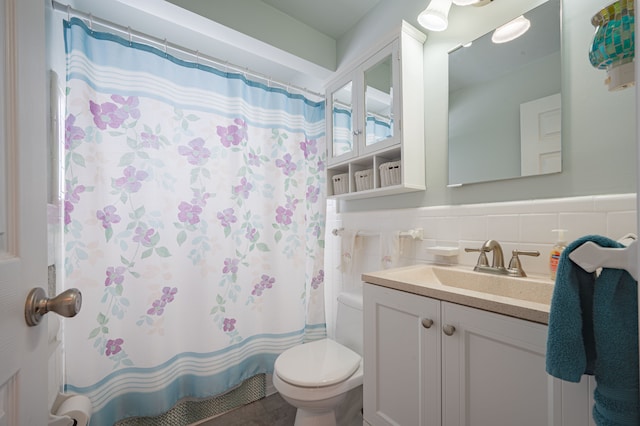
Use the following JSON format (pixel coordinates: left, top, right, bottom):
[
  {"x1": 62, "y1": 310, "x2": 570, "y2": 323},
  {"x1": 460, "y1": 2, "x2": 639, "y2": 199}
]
[{"x1": 195, "y1": 392, "x2": 296, "y2": 426}]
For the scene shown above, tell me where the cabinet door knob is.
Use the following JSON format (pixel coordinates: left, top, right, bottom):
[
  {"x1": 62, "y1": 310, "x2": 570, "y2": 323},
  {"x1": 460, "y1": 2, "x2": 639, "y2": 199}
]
[
  {"x1": 421, "y1": 318, "x2": 434, "y2": 328},
  {"x1": 443, "y1": 324, "x2": 456, "y2": 336}
]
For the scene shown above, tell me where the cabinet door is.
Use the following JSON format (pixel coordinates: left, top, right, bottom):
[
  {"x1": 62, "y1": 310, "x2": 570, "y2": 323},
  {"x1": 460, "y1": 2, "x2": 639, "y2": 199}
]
[
  {"x1": 360, "y1": 40, "x2": 400, "y2": 156},
  {"x1": 549, "y1": 376, "x2": 597, "y2": 426},
  {"x1": 363, "y1": 284, "x2": 441, "y2": 426},
  {"x1": 327, "y1": 73, "x2": 360, "y2": 165},
  {"x1": 441, "y1": 302, "x2": 551, "y2": 426}
]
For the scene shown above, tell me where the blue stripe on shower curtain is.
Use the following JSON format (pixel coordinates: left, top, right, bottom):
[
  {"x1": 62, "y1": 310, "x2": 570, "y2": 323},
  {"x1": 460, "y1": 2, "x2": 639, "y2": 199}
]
[
  {"x1": 331, "y1": 107, "x2": 392, "y2": 157},
  {"x1": 331, "y1": 107, "x2": 353, "y2": 157},
  {"x1": 62, "y1": 18, "x2": 326, "y2": 425},
  {"x1": 365, "y1": 115, "x2": 393, "y2": 144}
]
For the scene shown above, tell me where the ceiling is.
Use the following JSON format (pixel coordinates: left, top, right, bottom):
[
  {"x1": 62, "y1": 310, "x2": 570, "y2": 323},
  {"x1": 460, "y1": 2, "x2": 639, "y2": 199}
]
[{"x1": 260, "y1": 0, "x2": 384, "y2": 40}]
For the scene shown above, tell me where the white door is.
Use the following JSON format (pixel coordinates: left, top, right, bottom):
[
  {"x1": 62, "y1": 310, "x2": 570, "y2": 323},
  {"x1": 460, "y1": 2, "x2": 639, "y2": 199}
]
[
  {"x1": 0, "y1": 0, "x2": 49, "y2": 424},
  {"x1": 520, "y1": 93, "x2": 562, "y2": 177},
  {"x1": 636, "y1": 16, "x2": 640, "y2": 413}
]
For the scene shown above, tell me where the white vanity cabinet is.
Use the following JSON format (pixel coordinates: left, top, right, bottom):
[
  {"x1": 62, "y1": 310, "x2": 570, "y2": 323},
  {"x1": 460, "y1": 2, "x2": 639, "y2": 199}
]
[
  {"x1": 326, "y1": 21, "x2": 426, "y2": 199},
  {"x1": 363, "y1": 284, "x2": 596, "y2": 426}
]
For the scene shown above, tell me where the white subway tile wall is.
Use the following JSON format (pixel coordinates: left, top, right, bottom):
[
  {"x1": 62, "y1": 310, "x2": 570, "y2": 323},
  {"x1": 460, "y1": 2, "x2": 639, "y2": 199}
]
[{"x1": 325, "y1": 194, "x2": 637, "y2": 331}]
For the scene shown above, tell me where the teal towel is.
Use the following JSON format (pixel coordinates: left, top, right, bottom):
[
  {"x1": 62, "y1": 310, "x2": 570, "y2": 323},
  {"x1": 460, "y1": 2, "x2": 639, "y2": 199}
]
[{"x1": 546, "y1": 235, "x2": 639, "y2": 425}]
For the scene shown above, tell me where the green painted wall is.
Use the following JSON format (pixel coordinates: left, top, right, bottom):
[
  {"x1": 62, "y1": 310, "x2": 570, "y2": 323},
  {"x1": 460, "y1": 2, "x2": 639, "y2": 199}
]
[
  {"x1": 165, "y1": 0, "x2": 337, "y2": 71},
  {"x1": 337, "y1": 0, "x2": 636, "y2": 211}
]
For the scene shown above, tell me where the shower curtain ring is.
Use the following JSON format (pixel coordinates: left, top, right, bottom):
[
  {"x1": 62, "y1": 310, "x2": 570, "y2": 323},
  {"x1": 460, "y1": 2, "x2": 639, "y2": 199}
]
[
  {"x1": 195, "y1": 50, "x2": 200, "y2": 66},
  {"x1": 89, "y1": 13, "x2": 93, "y2": 30},
  {"x1": 128, "y1": 26, "x2": 132, "y2": 46},
  {"x1": 163, "y1": 39, "x2": 168, "y2": 56},
  {"x1": 66, "y1": 5, "x2": 70, "y2": 21}
]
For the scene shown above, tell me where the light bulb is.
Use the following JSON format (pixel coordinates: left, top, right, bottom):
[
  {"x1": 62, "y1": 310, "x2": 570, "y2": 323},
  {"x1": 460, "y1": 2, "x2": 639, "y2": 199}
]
[
  {"x1": 417, "y1": 0, "x2": 453, "y2": 32},
  {"x1": 452, "y1": 0, "x2": 481, "y2": 5},
  {"x1": 491, "y1": 15, "x2": 531, "y2": 44}
]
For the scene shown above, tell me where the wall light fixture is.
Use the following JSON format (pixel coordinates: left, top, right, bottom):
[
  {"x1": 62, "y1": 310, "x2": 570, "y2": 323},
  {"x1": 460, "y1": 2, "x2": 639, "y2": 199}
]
[
  {"x1": 418, "y1": 0, "x2": 491, "y2": 32},
  {"x1": 417, "y1": 0, "x2": 453, "y2": 32}
]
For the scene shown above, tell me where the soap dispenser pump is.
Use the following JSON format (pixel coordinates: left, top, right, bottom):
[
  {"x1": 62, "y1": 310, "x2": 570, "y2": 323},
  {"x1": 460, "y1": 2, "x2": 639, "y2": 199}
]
[{"x1": 550, "y1": 229, "x2": 568, "y2": 281}]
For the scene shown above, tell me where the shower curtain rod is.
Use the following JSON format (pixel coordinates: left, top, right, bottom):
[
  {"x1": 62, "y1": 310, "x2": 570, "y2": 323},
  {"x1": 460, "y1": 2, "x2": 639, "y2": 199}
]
[{"x1": 50, "y1": 0, "x2": 325, "y2": 99}]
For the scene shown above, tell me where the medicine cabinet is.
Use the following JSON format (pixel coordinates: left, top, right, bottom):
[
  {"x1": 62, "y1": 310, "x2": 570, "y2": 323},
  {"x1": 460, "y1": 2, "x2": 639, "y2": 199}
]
[{"x1": 326, "y1": 21, "x2": 426, "y2": 199}]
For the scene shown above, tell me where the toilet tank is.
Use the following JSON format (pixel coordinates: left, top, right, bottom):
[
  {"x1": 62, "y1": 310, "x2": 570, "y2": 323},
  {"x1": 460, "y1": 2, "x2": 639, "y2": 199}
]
[{"x1": 334, "y1": 290, "x2": 363, "y2": 356}]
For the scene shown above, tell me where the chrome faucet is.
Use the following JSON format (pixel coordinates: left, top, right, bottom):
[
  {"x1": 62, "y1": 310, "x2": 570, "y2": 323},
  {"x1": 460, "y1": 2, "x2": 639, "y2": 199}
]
[
  {"x1": 465, "y1": 240, "x2": 540, "y2": 277},
  {"x1": 465, "y1": 239, "x2": 506, "y2": 274},
  {"x1": 481, "y1": 239, "x2": 505, "y2": 269}
]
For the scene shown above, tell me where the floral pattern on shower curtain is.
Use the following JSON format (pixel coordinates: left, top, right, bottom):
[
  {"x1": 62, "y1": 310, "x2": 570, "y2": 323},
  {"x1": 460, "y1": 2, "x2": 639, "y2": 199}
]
[{"x1": 62, "y1": 18, "x2": 326, "y2": 426}]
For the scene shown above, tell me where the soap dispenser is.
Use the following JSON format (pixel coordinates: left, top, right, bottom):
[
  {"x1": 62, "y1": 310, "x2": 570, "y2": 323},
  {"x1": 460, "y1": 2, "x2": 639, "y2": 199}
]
[{"x1": 550, "y1": 229, "x2": 568, "y2": 281}]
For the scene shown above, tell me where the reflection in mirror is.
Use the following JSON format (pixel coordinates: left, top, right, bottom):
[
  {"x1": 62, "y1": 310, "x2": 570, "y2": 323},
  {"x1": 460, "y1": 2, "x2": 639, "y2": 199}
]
[
  {"x1": 364, "y1": 55, "x2": 393, "y2": 146},
  {"x1": 448, "y1": 0, "x2": 561, "y2": 185},
  {"x1": 332, "y1": 81, "x2": 354, "y2": 158}
]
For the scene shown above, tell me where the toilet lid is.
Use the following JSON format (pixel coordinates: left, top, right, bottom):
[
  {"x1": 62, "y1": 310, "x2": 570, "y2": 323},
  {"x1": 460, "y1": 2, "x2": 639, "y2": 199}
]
[{"x1": 275, "y1": 339, "x2": 361, "y2": 387}]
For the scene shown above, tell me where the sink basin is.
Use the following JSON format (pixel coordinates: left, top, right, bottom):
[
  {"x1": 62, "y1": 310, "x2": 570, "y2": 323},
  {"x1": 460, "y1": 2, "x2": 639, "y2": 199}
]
[
  {"x1": 364, "y1": 264, "x2": 554, "y2": 306},
  {"x1": 431, "y1": 267, "x2": 554, "y2": 305}
]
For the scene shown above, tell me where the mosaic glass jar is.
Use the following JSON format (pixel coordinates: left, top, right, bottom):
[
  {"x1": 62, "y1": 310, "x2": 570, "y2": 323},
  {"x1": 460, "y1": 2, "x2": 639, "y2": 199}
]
[{"x1": 589, "y1": 0, "x2": 635, "y2": 70}]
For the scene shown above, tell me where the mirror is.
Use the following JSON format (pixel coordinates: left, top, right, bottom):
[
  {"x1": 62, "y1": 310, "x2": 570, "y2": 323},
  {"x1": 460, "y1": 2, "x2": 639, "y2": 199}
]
[
  {"x1": 448, "y1": 0, "x2": 561, "y2": 185},
  {"x1": 364, "y1": 55, "x2": 393, "y2": 146},
  {"x1": 331, "y1": 81, "x2": 354, "y2": 159}
]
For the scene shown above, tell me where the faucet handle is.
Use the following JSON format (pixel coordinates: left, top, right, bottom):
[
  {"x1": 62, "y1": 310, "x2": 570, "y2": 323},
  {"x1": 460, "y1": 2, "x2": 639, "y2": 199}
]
[
  {"x1": 507, "y1": 249, "x2": 540, "y2": 277},
  {"x1": 464, "y1": 247, "x2": 490, "y2": 267}
]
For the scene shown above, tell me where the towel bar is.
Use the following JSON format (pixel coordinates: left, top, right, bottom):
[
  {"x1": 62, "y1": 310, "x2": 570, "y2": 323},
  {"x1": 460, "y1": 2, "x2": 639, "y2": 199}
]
[
  {"x1": 331, "y1": 227, "x2": 424, "y2": 240},
  {"x1": 569, "y1": 239, "x2": 638, "y2": 281}
]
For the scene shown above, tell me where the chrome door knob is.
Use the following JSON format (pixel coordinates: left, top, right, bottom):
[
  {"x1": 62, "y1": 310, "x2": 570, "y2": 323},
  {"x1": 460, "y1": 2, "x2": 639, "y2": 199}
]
[{"x1": 25, "y1": 287, "x2": 82, "y2": 327}]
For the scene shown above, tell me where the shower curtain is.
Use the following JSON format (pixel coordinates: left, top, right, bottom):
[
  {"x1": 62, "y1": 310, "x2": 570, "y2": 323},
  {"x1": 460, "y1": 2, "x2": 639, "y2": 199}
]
[{"x1": 62, "y1": 18, "x2": 326, "y2": 426}]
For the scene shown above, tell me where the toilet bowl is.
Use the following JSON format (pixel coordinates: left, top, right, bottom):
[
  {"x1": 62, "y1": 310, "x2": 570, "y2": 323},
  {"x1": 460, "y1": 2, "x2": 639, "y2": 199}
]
[{"x1": 272, "y1": 290, "x2": 364, "y2": 426}]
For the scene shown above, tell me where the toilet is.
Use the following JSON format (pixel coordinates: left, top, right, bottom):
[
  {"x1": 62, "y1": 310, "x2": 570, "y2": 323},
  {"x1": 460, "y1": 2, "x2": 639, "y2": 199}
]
[{"x1": 272, "y1": 290, "x2": 364, "y2": 426}]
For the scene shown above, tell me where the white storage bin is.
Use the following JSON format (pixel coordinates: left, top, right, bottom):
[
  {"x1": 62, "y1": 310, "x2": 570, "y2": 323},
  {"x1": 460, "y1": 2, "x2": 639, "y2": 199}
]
[
  {"x1": 354, "y1": 169, "x2": 373, "y2": 191},
  {"x1": 379, "y1": 161, "x2": 401, "y2": 187},
  {"x1": 332, "y1": 173, "x2": 349, "y2": 195}
]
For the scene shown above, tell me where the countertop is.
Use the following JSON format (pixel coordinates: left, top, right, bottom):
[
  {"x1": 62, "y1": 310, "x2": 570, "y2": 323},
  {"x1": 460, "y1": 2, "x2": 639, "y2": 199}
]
[{"x1": 362, "y1": 264, "x2": 553, "y2": 325}]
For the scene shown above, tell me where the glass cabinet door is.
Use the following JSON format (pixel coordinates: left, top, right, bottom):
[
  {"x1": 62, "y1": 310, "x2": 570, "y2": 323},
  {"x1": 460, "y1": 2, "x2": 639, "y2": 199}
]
[
  {"x1": 328, "y1": 79, "x2": 356, "y2": 163},
  {"x1": 361, "y1": 42, "x2": 399, "y2": 155},
  {"x1": 326, "y1": 40, "x2": 400, "y2": 165},
  {"x1": 364, "y1": 55, "x2": 393, "y2": 146}
]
